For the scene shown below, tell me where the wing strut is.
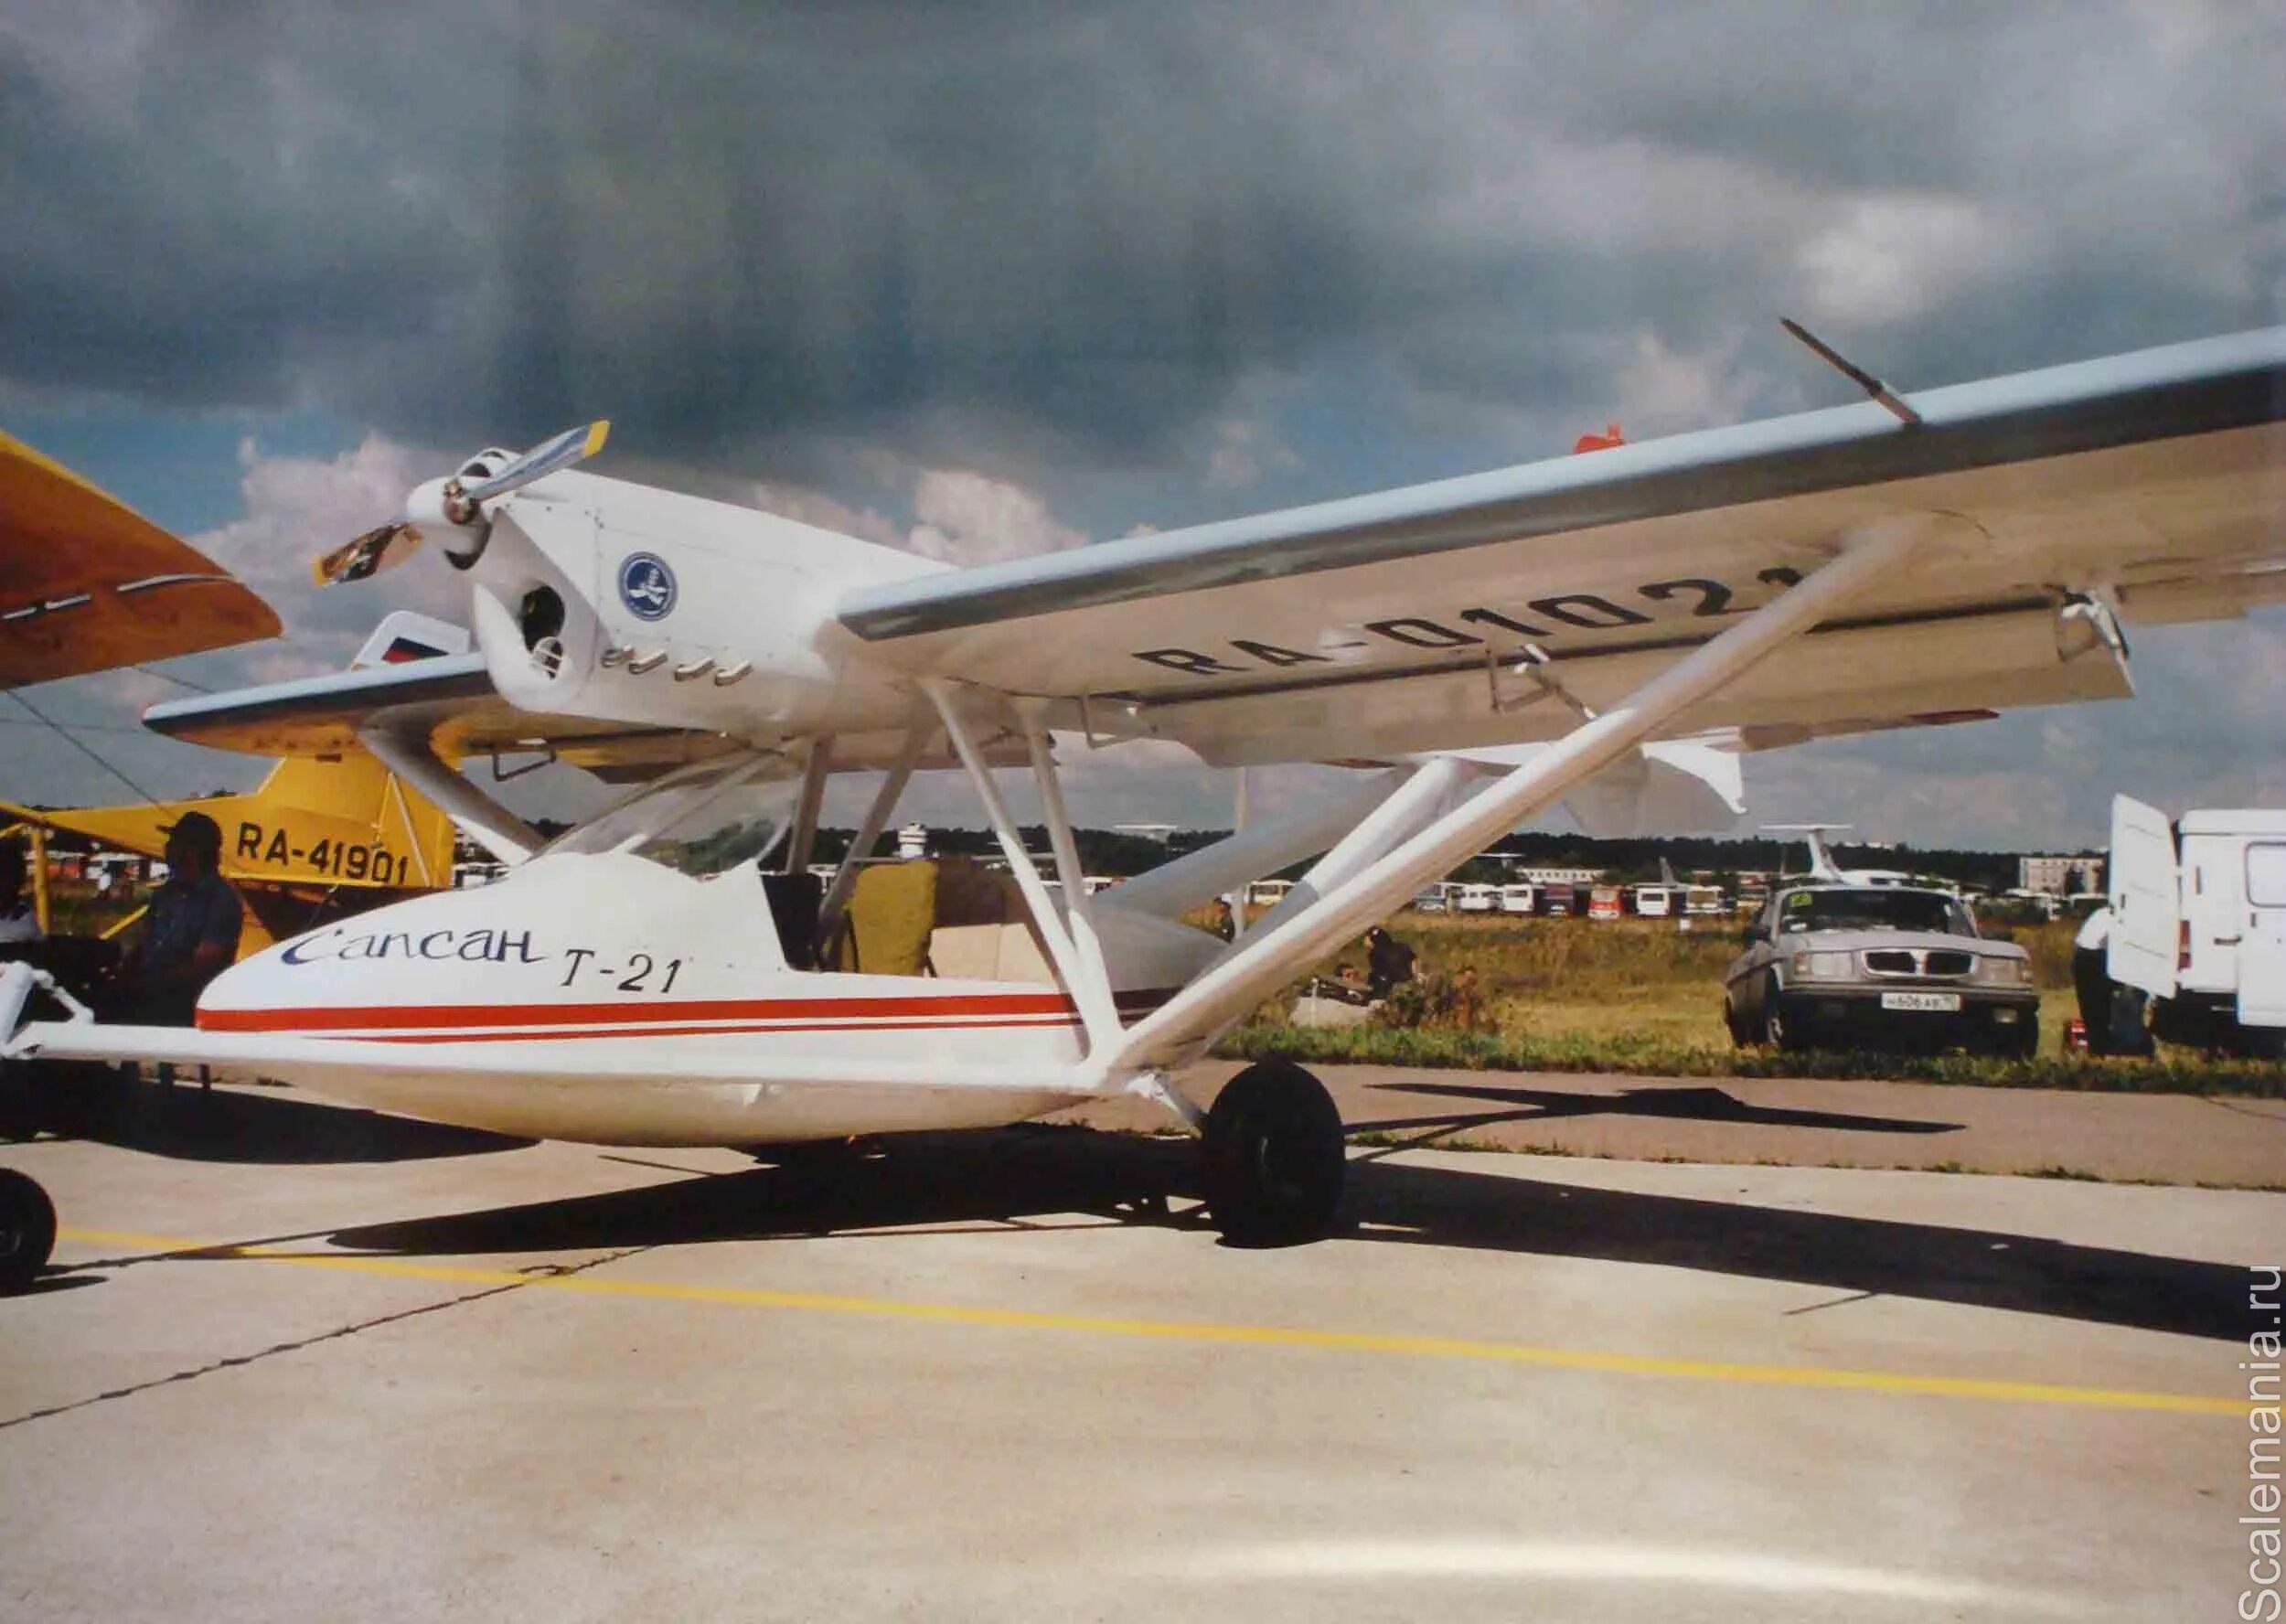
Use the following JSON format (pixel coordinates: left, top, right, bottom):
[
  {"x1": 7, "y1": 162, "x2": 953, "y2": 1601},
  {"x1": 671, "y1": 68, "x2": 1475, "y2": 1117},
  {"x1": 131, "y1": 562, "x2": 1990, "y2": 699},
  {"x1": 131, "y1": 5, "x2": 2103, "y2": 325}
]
[
  {"x1": 785, "y1": 734, "x2": 834, "y2": 874},
  {"x1": 817, "y1": 720, "x2": 929, "y2": 956},
  {"x1": 1095, "y1": 512, "x2": 1953, "y2": 1077},
  {"x1": 1017, "y1": 697, "x2": 1122, "y2": 1046},
  {"x1": 357, "y1": 722, "x2": 542, "y2": 864},
  {"x1": 922, "y1": 679, "x2": 1123, "y2": 1054}
]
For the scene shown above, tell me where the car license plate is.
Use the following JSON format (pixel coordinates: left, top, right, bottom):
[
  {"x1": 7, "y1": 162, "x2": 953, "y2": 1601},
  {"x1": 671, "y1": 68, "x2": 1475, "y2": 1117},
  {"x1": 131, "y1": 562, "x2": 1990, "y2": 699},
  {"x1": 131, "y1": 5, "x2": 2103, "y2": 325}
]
[{"x1": 1881, "y1": 991, "x2": 1961, "y2": 1012}]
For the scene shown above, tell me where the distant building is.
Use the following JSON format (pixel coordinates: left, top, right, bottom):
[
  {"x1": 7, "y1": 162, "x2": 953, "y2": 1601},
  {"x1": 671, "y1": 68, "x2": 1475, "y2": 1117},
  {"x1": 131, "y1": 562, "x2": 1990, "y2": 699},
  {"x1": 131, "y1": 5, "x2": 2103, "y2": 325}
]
[
  {"x1": 1113, "y1": 823, "x2": 1179, "y2": 843},
  {"x1": 1509, "y1": 864, "x2": 1604, "y2": 886},
  {"x1": 895, "y1": 823, "x2": 929, "y2": 861},
  {"x1": 2019, "y1": 853, "x2": 2104, "y2": 895}
]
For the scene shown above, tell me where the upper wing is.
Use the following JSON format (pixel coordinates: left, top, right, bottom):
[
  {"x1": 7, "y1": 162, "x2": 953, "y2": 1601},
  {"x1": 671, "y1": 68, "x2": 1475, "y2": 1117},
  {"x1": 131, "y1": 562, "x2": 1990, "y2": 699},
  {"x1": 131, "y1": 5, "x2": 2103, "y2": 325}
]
[
  {"x1": 837, "y1": 327, "x2": 2286, "y2": 764},
  {"x1": 1, "y1": 428, "x2": 280, "y2": 687}
]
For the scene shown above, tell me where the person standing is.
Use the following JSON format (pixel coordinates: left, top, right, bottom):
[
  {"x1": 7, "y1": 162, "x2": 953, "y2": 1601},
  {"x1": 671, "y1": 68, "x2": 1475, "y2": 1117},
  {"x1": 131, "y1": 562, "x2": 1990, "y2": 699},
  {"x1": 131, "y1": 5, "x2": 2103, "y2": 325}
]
[
  {"x1": 0, "y1": 839, "x2": 41, "y2": 948},
  {"x1": 2071, "y1": 906, "x2": 2153, "y2": 1058},
  {"x1": 1365, "y1": 925, "x2": 1416, "y2": 1001},
  {"x1": 109, "y1": 812, "x2": 243, "y2": 1026}
]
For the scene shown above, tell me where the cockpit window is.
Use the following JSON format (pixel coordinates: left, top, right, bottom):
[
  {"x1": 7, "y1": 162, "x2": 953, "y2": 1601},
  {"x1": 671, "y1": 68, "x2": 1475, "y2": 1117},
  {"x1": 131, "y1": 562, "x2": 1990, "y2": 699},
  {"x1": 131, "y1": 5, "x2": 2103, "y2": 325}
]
[
  {"x1": 1777, "y1": 887, "x2": 1978, "y2": 937},
  {"x1": 542, "y1": 752, "x2": 799, "y2": 877}
]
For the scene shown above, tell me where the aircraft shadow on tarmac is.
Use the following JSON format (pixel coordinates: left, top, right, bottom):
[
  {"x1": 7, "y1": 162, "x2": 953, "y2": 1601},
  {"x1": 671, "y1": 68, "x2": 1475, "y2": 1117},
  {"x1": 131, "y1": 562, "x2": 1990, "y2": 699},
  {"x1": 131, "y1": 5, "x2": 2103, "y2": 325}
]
[
  {"x1": 1351, "y1": 1080, "x2": 1964, "y2": 1138},
  {"x1": 304, "y1": 1126, "x2": 2249, "y2": 1342},
  {"x1": 22, "y1": 1072, "x2": 532, "y2": 1165}
]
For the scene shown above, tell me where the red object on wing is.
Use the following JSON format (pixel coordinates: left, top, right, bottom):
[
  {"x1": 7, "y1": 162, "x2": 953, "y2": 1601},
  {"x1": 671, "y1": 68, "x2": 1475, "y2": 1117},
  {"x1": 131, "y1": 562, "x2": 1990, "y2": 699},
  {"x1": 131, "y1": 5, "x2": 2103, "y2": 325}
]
[{"x1": 1573, "y1": 422, "x2": 1627, "y2": 454}]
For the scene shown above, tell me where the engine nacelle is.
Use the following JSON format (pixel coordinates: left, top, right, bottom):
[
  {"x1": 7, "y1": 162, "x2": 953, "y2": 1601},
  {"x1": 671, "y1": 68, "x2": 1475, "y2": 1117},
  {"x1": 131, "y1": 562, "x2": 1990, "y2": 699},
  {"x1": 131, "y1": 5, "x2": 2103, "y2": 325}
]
[{"x1": 460, "y1": 469, "x2": 943, "y2": 741}]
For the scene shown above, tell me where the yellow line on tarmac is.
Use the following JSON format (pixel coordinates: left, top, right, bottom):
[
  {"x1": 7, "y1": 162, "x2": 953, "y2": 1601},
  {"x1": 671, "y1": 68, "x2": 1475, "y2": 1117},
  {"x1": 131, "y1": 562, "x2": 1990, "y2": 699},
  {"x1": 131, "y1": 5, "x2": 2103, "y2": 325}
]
[{"x1": 59, "y1": 1226, "x2": 2246, "y2": 1417}]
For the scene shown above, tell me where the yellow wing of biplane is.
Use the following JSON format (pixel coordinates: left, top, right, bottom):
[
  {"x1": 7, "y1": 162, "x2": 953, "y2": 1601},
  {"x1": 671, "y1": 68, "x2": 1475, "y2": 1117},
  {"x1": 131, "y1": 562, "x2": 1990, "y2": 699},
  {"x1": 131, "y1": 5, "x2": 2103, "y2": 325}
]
[
  {"x1": 0, "y1": 427, "x2": 280, "y2": 688},
  {"x1": 1, "y1": 613, "x2": 465, "y2": 891},
  {"x1": 0, "y1": 749, "x2": 454, "y2": 895}
]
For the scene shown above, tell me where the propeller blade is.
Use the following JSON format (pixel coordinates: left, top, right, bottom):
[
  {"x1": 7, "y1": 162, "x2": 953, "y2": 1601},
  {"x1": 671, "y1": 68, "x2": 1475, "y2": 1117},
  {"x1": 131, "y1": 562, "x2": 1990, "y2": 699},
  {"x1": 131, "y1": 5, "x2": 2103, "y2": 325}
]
[
  {"x1": 458, "y1": 420, "x2": 611, "y2": 508},
  {"x1": 312, "y1": 521, "x2": 422, "y2": 587}
]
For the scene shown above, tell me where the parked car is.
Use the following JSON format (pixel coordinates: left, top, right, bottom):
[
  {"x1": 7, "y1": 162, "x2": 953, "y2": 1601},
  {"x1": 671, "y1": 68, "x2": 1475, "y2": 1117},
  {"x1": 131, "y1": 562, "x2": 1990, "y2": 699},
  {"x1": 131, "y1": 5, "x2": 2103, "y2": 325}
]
[
  {"x1": 1722, "y1": 882, "x2": 2038, "y2": 1055},
  {"x1": 1498, "y1": 882, "x2": 1538, "y2": 915},
  {"x1": 1411, "y1": 885, "x2": 1450, "y2": 914},
  {"x1": 1455, "y1": 882, "x2": 1499, "y2": 914}
]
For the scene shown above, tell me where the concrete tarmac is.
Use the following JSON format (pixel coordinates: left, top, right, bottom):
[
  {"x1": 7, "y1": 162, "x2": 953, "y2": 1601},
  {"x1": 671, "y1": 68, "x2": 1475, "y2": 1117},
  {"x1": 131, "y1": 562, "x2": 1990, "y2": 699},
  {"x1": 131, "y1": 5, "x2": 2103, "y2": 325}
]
[
  {"x1": 1063, "y1": 1061, "x2": 2286, "y2": 1186},
  {"x1": 2, "y1": 1075, "x2": 2278, "y2": 1621}
]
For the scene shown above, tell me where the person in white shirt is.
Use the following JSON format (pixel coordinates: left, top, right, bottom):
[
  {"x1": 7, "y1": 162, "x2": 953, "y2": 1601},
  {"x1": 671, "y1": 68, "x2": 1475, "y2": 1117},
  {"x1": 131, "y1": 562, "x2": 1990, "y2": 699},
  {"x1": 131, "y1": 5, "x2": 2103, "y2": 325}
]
[{"x1": 0, "y1": 840, "x2": 42, "y2": 948}]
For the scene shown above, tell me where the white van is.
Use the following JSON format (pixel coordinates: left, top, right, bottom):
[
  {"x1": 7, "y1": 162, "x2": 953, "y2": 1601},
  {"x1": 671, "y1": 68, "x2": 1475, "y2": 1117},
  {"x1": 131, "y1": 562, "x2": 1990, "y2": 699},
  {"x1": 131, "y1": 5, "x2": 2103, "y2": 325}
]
[
  {"x1": 1498, "y1": 882, "x2": 1537, "y2": 915},
  {"x1": 1455, "y1": 882, "x2": 1499, "y2": 914},
  {"x1": 2106, "y1": 796, "x2": 2286, "y2": 1055}
]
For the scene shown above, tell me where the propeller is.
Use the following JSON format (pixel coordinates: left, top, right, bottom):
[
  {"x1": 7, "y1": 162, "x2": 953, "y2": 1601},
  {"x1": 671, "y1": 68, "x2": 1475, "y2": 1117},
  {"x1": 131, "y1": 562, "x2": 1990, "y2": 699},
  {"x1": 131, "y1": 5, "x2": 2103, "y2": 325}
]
[
  {"x1": 311, "y1": 520, "x2": 423, "y2": 587},
  {"x1": 312, "y1": 420, "x2": 610, "y2": 587}
]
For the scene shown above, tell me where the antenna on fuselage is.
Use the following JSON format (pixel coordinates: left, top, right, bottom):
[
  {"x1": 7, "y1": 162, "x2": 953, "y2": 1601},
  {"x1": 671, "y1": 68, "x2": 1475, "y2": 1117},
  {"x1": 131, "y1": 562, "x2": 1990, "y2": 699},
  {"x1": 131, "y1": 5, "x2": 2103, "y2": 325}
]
[
  {"x1": 1762, "y1": 822, "x2": 1852, "y2": 882},
  {"x1": 1779, "y1": 319, "x2": 1922, "y2": 426}
]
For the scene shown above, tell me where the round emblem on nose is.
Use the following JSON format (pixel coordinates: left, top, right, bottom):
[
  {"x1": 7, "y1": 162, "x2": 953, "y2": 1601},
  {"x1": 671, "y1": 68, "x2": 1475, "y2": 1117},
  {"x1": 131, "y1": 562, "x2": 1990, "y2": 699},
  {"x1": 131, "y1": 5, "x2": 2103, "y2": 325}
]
[{"x1": 618, "y1": 552, "x2": 677, "y2": 621}]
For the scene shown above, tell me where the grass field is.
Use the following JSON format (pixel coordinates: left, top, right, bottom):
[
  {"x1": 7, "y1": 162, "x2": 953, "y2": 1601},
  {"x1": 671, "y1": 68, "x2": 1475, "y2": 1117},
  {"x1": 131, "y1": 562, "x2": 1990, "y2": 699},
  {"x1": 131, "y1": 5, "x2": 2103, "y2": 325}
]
[{"x1": 1217, "y1": 911, "x2": 2284, "y2": 1096}]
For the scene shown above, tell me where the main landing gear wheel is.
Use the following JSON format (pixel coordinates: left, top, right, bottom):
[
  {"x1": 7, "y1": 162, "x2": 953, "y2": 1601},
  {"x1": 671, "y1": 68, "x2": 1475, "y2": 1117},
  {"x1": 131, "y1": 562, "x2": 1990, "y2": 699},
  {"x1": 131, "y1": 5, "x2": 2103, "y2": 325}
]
[
  {"x1": 1200, "y1": 1061, "x2": 1346, "y2": 1247},
  {"x1": 0, "y1": 1167, "x2": 57, "y2": 1293}
]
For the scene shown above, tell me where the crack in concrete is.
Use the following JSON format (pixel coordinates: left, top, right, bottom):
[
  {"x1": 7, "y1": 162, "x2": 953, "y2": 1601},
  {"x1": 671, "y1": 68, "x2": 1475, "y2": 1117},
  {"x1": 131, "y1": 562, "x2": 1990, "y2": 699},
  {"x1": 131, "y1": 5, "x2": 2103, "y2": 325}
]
[{"x1": 0, "y1": 1245, "x2": 652, "y2": 1433}]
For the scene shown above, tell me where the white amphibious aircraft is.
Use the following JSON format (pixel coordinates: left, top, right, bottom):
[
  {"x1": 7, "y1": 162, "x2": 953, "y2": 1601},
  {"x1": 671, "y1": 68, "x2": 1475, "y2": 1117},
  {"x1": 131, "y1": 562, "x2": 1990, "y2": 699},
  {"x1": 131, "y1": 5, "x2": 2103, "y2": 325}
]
[{"x1": 5, "y1": 325, "x2": 2285, "y2": 1245}]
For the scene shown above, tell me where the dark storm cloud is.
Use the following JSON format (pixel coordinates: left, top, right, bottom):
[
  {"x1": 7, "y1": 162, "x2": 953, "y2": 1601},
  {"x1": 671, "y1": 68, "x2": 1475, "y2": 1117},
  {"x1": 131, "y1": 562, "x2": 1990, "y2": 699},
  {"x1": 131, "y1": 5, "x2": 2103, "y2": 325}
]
[{"x1": 2, "y1": 3, "x2": 2280, "y2": 467}]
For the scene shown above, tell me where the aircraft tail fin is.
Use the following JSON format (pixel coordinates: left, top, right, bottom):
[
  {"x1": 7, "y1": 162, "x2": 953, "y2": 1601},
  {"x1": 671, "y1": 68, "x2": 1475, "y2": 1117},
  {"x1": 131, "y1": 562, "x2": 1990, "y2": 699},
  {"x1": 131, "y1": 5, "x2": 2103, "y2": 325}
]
[
  {"x1": 348, "y1": 612, "x2": 471, "y2": 671},
  {"x1": 1763, "y1": 823, "x2": 1851, "y2": 881}
]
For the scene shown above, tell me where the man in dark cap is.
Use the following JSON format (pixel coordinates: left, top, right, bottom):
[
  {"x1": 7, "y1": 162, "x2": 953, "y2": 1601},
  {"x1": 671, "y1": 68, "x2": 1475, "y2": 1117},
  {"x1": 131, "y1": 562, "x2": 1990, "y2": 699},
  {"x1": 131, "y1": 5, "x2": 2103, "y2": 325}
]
[
  {"x1": 1364, "y1": 925, "x2": 1416, "y2": 1001},
  {"x1": 110, "y1": 811, "x2": 243, "y2": 1026}
]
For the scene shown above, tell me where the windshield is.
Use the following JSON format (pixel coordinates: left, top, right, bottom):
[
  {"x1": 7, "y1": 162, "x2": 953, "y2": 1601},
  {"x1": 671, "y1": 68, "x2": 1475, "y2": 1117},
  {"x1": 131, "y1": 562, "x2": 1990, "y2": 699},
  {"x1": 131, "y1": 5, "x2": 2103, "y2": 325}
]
[
  {"x1": 543, "y1": 753, "x2": 799, "y2": 877},
  {"x1": 1778, "y1": 887, "x2": 1978, "y2": 937}
]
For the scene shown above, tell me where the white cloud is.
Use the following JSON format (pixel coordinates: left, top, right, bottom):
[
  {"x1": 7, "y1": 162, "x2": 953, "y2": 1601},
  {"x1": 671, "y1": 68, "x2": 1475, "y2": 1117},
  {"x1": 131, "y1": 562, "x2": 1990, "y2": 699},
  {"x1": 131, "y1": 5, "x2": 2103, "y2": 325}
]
[
  {"x1": 1206, "y1": 419, "x2": 1301, "y2": 488},
  {"x1": 1439, "y1": 135, "x2": 1812, "y2": 260},
  {"x1": 195, "y1": 433, "x2": 450, "y2": 608},
  {"x1": 1794, "y1": 194, "x2": 2028, "y2": 330},
  {"x1": 1612, "y1": 329, "x2": 1759, "y2": 435},
  {"x1": 906, "y1": 468, "x2": 1088, "y2": 565}
]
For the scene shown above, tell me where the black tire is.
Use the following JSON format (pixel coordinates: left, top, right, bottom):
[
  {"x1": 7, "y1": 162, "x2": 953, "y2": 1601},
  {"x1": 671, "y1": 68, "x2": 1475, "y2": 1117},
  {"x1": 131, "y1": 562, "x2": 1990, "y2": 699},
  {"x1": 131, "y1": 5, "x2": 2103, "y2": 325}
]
[
  {"x1": 1200, "y1": 1061, "x2": 1346, "y2": 1247},
  {"x1": 1760, "y1": 978, "x2": 1800, "y2": 1052},
  {"x1": 0, "y1": 1167, "x2": 56, "y2": 1293}
]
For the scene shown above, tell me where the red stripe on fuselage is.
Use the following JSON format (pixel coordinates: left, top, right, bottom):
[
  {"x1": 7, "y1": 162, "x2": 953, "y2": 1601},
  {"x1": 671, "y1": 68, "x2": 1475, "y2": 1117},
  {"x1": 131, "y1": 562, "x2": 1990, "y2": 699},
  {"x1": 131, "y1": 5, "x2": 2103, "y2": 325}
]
[
  {"x1": 355, "y1": 1014, "x2": 1085, "y2": 1043},
  {"x1": 199, "y1": 988, "x2": 1174, "y2": 1036}
]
